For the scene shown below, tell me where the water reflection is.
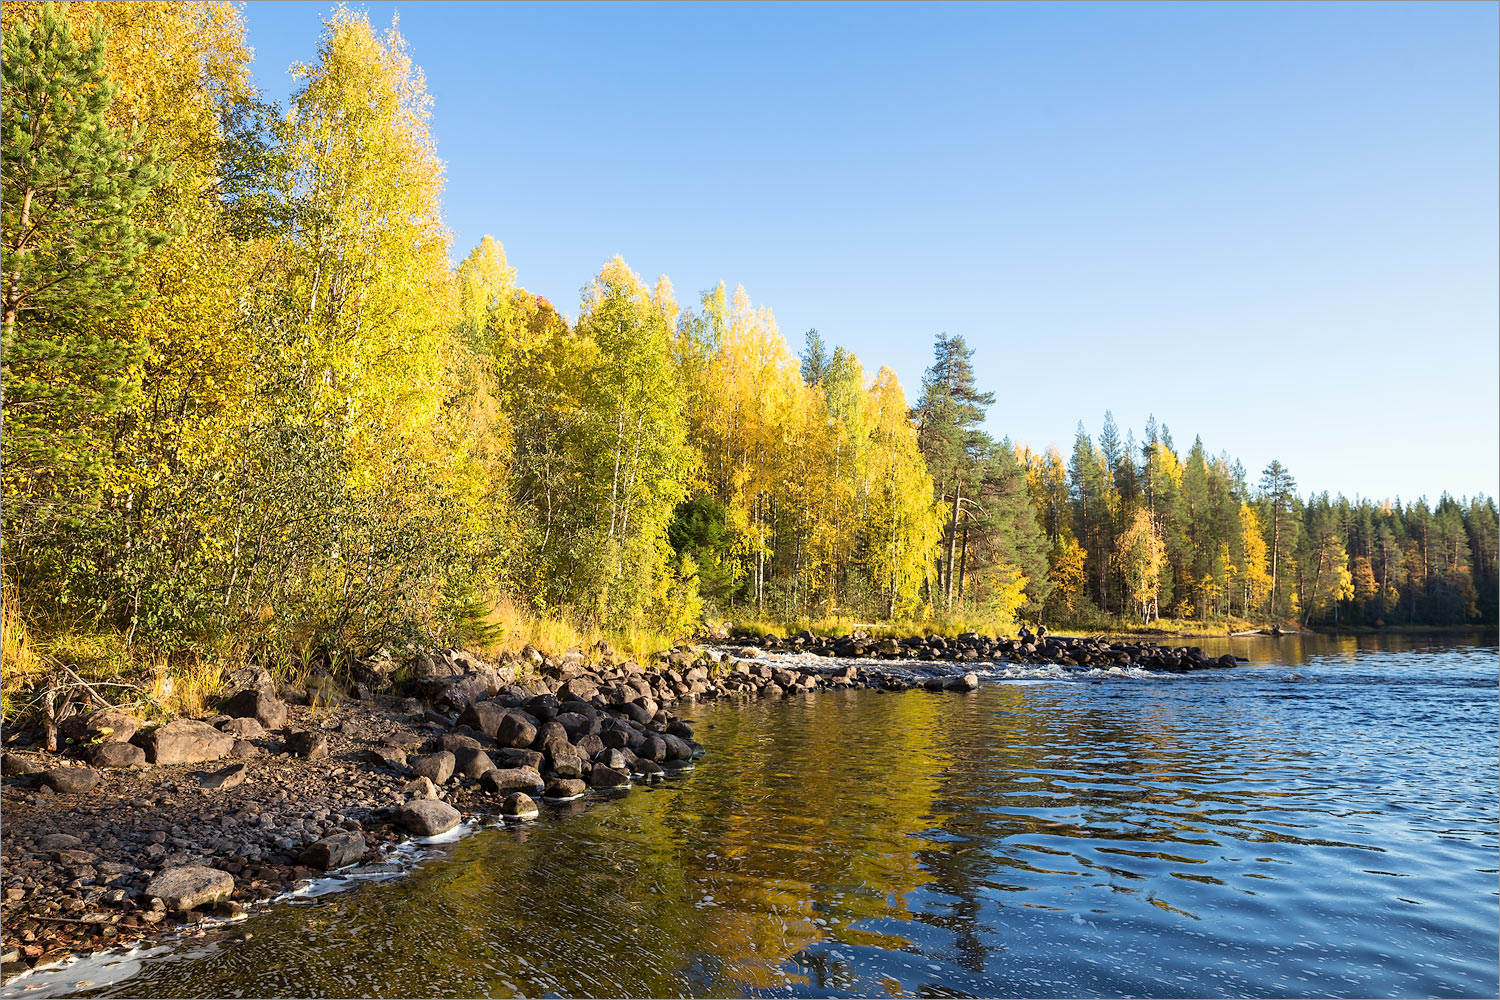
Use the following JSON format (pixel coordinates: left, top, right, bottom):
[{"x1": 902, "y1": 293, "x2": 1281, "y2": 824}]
[{"x1": 67, "y1": 633, "x2": 1499, "y2": 999}]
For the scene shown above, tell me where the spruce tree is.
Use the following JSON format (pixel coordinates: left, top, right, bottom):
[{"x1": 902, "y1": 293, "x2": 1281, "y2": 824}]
[
  {"x1": 799, "y1": 327, "x2": 828, "y2": 386},
  {"x1": 2, "y1": 2, "x2": 170, "y2": 490}
]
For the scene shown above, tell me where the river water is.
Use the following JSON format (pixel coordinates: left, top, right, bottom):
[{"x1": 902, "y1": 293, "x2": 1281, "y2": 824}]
[{"x1": 41, "y1": 633, "x2": 1500, "y2": 997}]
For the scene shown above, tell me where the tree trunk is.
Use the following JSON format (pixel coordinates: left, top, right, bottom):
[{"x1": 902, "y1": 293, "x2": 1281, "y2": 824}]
[{"x1": 944, "y1": 478, "x2": 961, "y2": 610}]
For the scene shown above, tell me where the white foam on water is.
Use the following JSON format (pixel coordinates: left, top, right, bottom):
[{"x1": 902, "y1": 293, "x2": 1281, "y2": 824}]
[{"x1": 1, "y1": 943, "x2": 175, "y2": 999}]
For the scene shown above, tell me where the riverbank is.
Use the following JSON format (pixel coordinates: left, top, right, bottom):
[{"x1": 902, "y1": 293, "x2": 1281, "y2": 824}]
[{"x1": 0, "y1": 632, "x2": 1229, "y2": 982}]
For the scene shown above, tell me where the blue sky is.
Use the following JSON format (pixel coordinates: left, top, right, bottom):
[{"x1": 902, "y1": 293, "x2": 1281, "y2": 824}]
[{"x1": 241, "y1": 1, "x2": 1499, "y2": 504}]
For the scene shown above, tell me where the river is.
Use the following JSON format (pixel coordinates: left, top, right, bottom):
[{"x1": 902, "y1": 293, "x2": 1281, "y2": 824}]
[{"x1": 28, "y1": 632, "x2": 1500, "y2": 998}]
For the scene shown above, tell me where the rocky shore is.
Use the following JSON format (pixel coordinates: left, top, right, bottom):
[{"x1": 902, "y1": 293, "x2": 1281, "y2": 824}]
[{"x1": 0, "y1": 631, "x2": 1234, "y2": 982}]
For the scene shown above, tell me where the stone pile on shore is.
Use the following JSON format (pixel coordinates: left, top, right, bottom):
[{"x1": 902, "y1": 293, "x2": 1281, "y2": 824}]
[
  {"x1": 0, "y1": 630, "x2": 1238, "y2": 980},
  {"x1": 736, "y1": 630, "x2": 1245, "y2": 673}
]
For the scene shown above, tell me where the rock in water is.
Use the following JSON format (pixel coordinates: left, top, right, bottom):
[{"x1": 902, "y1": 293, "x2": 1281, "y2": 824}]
[
  {"x1": 144, "y1": 866, "x2": 235, "y2": 911},
  {"x1": 299, "y1": 830, "x2": 366, "y2": 870},
  {"x1": 589, "y1": 765, "x2": 630, "y2": 789},
  {"x1": 394, "y1": 799, "x2": 461, "y2": 836},
  {"x1": 544, "y1": 777, "x2": 587, "y2": 799},
  {"x1": 500, "y1": 792, "x2": 538, "y2": 818},
  {"x1": 943, "y1": 672, "x2": 980, "y2": 692},
  {"x1": 38, "y1": 767, "x2": 100, "y2": 793},
  {"x1": 479, "y1": 767, "x2": 544, "y2": 794},
  {"x1": 137, "y1": 719, "x2": 235, "y2": 765}
]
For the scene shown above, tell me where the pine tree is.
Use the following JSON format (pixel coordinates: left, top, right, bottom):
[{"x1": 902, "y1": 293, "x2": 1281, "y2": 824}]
[
  {"x1": 2, "y1": 2, "x2": 170, "y2": 491},
  {"x1": 913, "y1": 333, "x2": 994, "y2": 611},
  {"x1": 1260, "y1": 460, "x2": 1298, "y2": 623}
]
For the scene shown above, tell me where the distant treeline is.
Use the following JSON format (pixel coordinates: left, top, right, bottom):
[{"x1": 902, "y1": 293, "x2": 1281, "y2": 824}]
[{"x1": 3, "y1": 4, "x2": 1493, "y2": 676}]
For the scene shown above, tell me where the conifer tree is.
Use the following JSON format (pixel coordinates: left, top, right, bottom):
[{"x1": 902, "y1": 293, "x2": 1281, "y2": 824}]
[
  {"x1": 1260, "y1": 459, "x2": 1298, "y2": 622},
  {"x1": 914, "y1": 333, "x2": 994, "y2": 611},
  {"x1": 2, "y1": 2, "x2": 170, "y2": 491}
]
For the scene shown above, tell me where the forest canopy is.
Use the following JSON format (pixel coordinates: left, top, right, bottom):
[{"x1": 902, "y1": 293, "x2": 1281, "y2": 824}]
[{"x1": 2, "y1": 3, "x2": 1494, "y2": 682}]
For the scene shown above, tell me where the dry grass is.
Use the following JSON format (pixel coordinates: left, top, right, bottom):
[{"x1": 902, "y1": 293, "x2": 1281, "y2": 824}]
[{"x1": 479, "y1": 595, "x2": 683, "y2": 664}]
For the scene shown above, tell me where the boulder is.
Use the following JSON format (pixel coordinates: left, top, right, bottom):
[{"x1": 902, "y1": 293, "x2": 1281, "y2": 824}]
[
  {"x1": 87, "y1": 742, "x2": 146, "y2": 768},
  {"x1": 404, "y1": 775, "x2": 439, "y2": 800},
  {"x1": 500, "y1": 792, "x2": 538, "y2": 818},
  {"x1": 494, "y1": 712, "x2": 538, "y2": 749},
  {"x1": 231, "y1": 739, "x2": 263, "y2": 758},
  {"x1": 197, "y1": 763, "x2": 248, "y2": 791},
  {"x1": 299, "y1": 830, "x2": 366, "y2": 870},
  {"x1": 224, "y1": 665, "x2": 277, "y2": 699},
  {"x1": 549, "y1": 752, "x2": 584, "y2": 779},
  {"x1": 478, "y1": 767, "x2": 544, "y2": 795},
  {"x1": 362, "y1": 747, "x2": 407, "y2": 769},
  {"x1": 554, "y1": 712, "x2": 595, "y2": 742},
  {"x1": 427, "y1": 733, "x2": 482, "y2": 754},
  {"x1": 495, "y1": 748, "x2": 545, "y2": 771},
  {"x1": 143, "y1": 865, "x2": 234, "y2": 911},
  {"x1": 589, "y1": 764, "x2": 630, "y2": 789},
  {"x1": 409, "y1": 751, "x2": 455, "y2": 785},
  {"x1": 544, "y1": 777, "x2": 587, "y2": 799},
  {"x1": 532, "y1": 721, "x2": 572, "y2": 759},
  {"x1": 221, "y1": 689, "x2": 288, "y2": 730},
  {"x1": 944, "y1": 672, "x2": 980, "y2": 692},
  {"x1": 558, "y1": 677, "x2": 598, "y2": 702},
  {"x1": 637, "y1": 736, "x2": 667, "y2": 762},
  {"x1": 394, "y1": 799, "x2": 461, "y2": 836},
  {"x1": 219, "y1": 717, "x2": 266, "y2": 739},
  {"x1": 62, "y1": 707, "x2": 138, "y2": 744},
  {"x1": 35, "y1": 833, "x2": 82, "y2": 851},
  {"x1": 285, "y1": 730, "x2": 329, "y2": 760},
  {"x1": 455, "y1": 701, "x2": 509, "y2": 739},
  {"x1": 136, "y1": 719, "x2": 234, "y2": 765},
  {"x1": 452, "y1": 747, "x2": 497, "y2": 780}
]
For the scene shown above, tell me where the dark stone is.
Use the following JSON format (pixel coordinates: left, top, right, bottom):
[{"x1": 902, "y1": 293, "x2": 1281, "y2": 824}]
[
  {"x1": 455, "y1": 702, "x2": 509, "y2": 739},
  {"x1": 221, "y1": 689, "x2": 288, "y2": 730},
  {"x1": 660, "y1": 733, "x2": 693, "y2": 761},
  {"x1": 426, "y1": 733, "x2": 482, "y2": 754},
  {"x1": 617, "y1": 701, "x2": 653, "y2": 725},
  {"x1": 362, "y1": 747, "x2": 407, "y2": 769},
  {"x1": 524, "y1": 694, "x2": 559, "y2": 721},
  {"x1": 665, "y1": 719, "x2": 695, "y2": 741},
  {"x1": 637, "y1": 736, "x2": 667, "y2": 762},
  {"x1": 575, "y1": 733, "x2": 606, "y2": 759},
  {"x1": 61, "y1": 707, "x2": 139, "y2": 744},
  {"x1": 36, "y1": 833, "x2": 82, "y2": 851},
  {"x1": 559, "y1": 677, "x2": 599, "y2": 702},
  {"x1": 494, "y1": 712, "x2": 538, "y2": 749},
  {"x1": 479, "y1": 767, "x2": 544, "y2": 794},
  {"x1": 544, "y1": 777, "x2": 587, "y2": 799},
  {"x1": 136, "y1": 719, "x2": 235, "y2": 765},
  {"x1": 601, "y1": 729, "x2": 630, "y2": 749},
  {"x1": 554, "y1": 712, "x2": 595, "y2": 742},
  {"x1": 453, "y1": 747, "x2": 497, "y2": 779},
  {"x1": 39, "y1": 767, "x2": 100, "y2": 793},
  {"x1": 495, "y1": 748, "x2": 544, "y2": 771},
  {"x1": 285, "y1": 730, "x2": 329, "y2": 760},
  {"x1": 410, "y1": 751, "x2": 455, "y2": 785},
  {"x1": 298, "y1": 830, "x2": 365, "y2": 870},
  {"x1": 394, "y1": 799, "x2": 461, "y2": 836},
  {"x1": 944, "y1": 672, "x2": 980, "y2": 692},
  {"x1": 589, "y1": 764, "x2": 629, "y2": 789},
  {"x1": 549, "y1": 753, "x2": 583, "y2": 779},
  {"x1": 197, "y1": 763, "x2": 248, "y2": 791},
  {"x1": 219, "y1": 717, "x2": 266, "y2": 739},
  {"x1": 532, "y1": 721, "x2": 572, "y2": 758},
  {"x1": 88, "y1": 742, "x2": 147, "y2": 768}
]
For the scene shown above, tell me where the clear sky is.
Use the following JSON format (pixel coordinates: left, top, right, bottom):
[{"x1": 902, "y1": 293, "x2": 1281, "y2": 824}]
[{"x1": 240, "y1": 1, "x2": 1499, "y2": 505}]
